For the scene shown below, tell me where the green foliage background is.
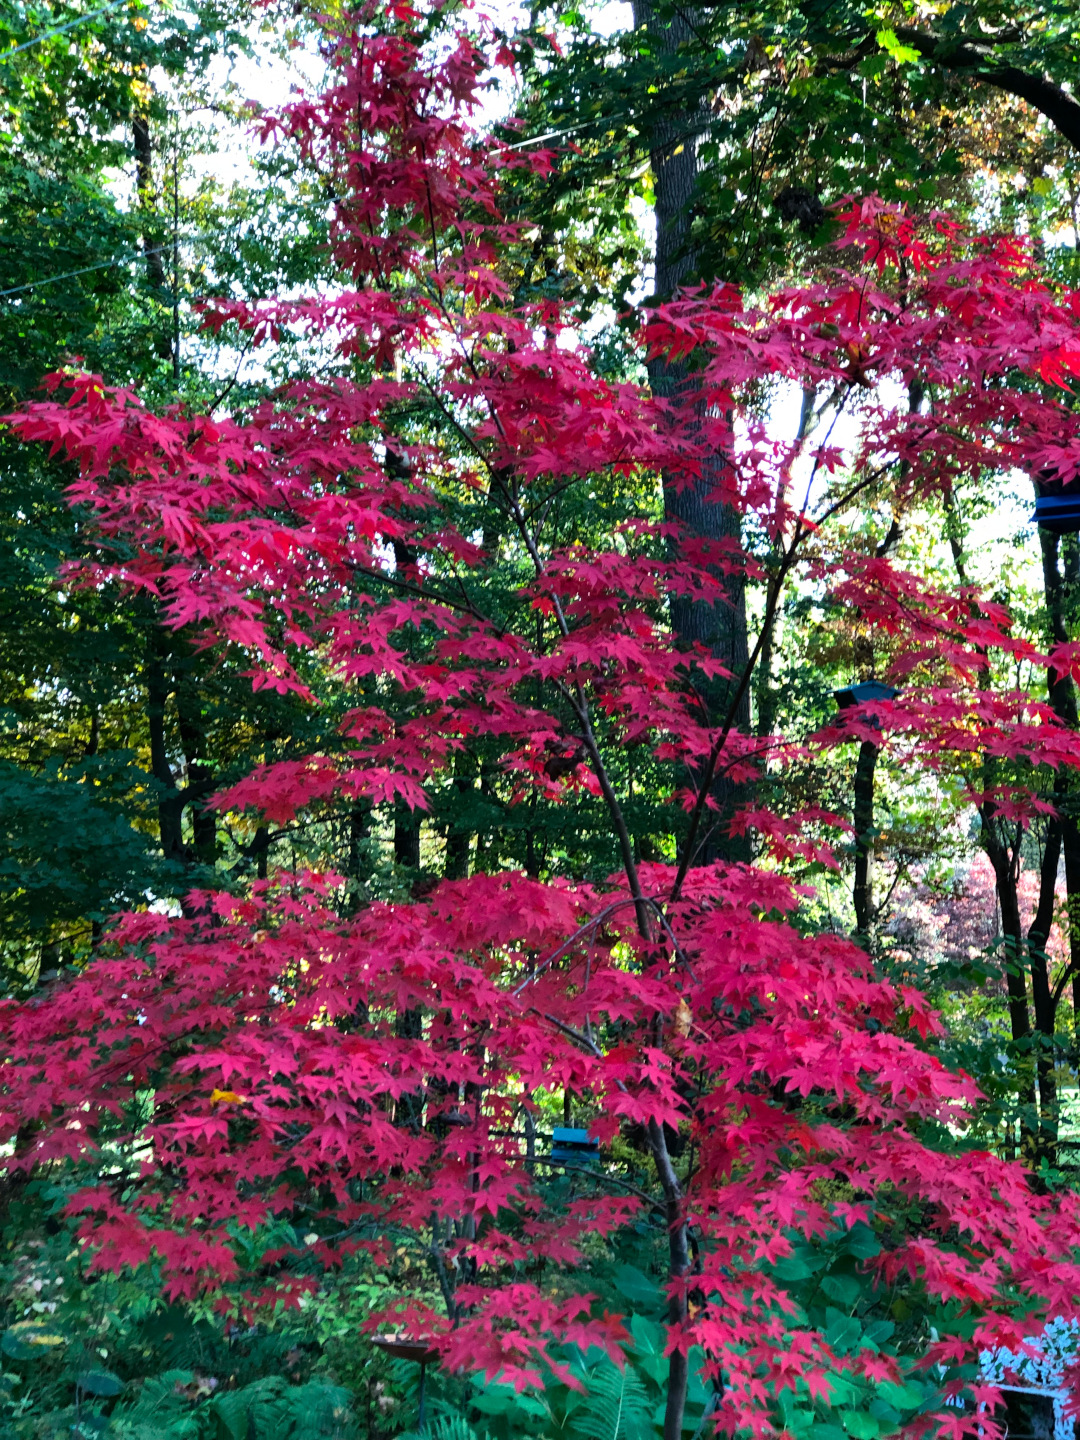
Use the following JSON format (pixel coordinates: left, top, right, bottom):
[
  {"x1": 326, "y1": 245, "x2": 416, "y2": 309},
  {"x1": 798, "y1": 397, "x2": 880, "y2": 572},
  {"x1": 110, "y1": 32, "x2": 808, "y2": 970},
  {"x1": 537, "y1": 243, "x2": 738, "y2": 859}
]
[{"x1": 4, "y1": 0, "x2": 1080, "y2": 1434}]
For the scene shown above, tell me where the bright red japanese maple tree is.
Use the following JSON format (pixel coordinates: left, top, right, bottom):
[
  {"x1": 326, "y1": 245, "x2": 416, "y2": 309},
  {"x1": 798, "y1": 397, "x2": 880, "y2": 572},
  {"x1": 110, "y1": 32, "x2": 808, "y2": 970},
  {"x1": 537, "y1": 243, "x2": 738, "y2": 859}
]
[{"x1": 6, "y1": 7, "x2": 1080, "y2": 1439}]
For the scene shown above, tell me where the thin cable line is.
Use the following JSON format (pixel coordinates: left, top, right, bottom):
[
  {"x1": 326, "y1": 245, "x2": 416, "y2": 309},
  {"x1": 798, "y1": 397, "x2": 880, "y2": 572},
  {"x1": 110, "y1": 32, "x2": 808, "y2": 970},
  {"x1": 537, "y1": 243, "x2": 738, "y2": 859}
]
[
  {"x1": 497, "y1": 59, "x2": 736, "y2": 152},
  {"x1": 0, "y1": 0, "x2": 137, "y2": 63},
  {"x1": 498, "y1": 95, "x2": 709, "y2": 152},
  {"x1": 499, "y1": 113, "x2": 621, "y2": 151},
  {"x1": 0, "y1": 241, "x2": 185, "y2": 300}
]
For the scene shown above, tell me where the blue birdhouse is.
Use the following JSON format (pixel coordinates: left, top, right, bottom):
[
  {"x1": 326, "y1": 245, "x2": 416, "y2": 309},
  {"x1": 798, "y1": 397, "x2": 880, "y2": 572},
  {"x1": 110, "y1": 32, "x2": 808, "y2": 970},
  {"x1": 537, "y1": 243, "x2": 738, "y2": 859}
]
[
  {"x1": 1032, "y1": 493, "x2": 1080, "y2": 535},
  {"x1": 833, "y1": 681, "x2": 899, "y2": 709},
  {"x1": 550, "y1": 1127, "x2": 599, "y2": 1164}
]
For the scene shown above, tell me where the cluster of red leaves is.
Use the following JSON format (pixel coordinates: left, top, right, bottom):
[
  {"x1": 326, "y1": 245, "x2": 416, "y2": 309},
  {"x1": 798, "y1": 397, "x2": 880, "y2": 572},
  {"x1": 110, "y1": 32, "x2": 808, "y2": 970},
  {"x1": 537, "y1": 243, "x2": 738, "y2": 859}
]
[
  {"x1": 6, "y1": 5, "x2": 1080, "y2": 1435},
  {"x1": 9, "y1": 861, "x2": 1080, "y2": 1413}
]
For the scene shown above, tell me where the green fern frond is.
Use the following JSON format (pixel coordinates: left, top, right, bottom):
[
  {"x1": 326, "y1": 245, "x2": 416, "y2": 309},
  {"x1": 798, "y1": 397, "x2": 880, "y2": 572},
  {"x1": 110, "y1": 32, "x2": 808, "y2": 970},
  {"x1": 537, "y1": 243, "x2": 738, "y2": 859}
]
[
  {"x1": 287, "y1": 1379, "x2": 355, "y2": 1437},
  {"x1": 110, "y1": 1374, "x2": 354, "y2": 1440},
  {"x1": 566, "y1": 1359, "x2": 654, "y2": 1440},
  {"x1": 108, "y1": 1370, "x2": 203, "y2": 1439},
  {"x1": 207, "y1": 1374, "x2": 354, "y2": 1439},
  {"x1": 422, "y1": 1416, "x2": 480, "y2": 1440}
]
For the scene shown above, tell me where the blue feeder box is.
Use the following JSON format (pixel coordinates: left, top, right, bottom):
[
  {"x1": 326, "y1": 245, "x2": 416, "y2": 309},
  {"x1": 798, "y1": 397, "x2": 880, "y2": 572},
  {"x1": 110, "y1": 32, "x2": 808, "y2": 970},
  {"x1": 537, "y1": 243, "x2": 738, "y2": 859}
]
[
  {"x1": 550, "y1": 1127, "x2": 599, "y2": 1164},
  {"x1": 833, "y1": 681, "x2": 899, "y2": 709},
  {"x1": 1032, "y1": 492, "x2": 1080, "y2": 535}
]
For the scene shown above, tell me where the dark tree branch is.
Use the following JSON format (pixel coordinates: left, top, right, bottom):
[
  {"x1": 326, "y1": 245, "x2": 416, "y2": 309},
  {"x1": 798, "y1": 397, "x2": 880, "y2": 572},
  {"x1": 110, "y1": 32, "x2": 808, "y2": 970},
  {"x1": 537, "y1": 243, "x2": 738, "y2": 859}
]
[{"x1": 821, "y1": 26, "x2": 1080, "y2": 156}]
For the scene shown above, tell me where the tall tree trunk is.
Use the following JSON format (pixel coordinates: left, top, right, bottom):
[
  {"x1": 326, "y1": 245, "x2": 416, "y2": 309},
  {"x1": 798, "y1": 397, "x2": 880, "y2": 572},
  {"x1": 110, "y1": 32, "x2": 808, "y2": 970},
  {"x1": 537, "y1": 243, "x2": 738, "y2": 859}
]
[
  {"x1": 946, "y1": 488, "x2": 1036, "y2": 1146},
  {"x1": 146, "y1": 626, "x2": 218, "y2": 892},
  {"x1": 647, "y1": 1114, "x2": 691, "y2": 1440},
  {"x1": 394, "y1": 804, "x2": 421, "y2": 871},
  {"x1": 1057, "y1": 535, "x2": 1080, "y2": 1058},
  {"x1": 627, "y1": 23, "x2": 745, "y2": 1414},
  {"x1": 852, "y1": 739, "x2": 878, "y2": 945},
  {"x1": 133, "y1": 114, "x2": 165, "y2": 291},
  {"x1": 347, "y1": 804, "x2": 372, "y2": 903},
  {"x1": 388, "y1": 522, "x2": 424, "y2": 876},
  {"x1": 631, "y1": 0, "x2": 750, "y2": 867},
  {"x1": 983, "y1": 823, "x2": 1037, "y2": 1152},
  {"x1": 442, "y1": 757, "x2": 474, "y2": 880},
  {"x1": 253, "y1": 825, "x2": 269, "y2": 882},
  {"x1": 1028, "y1": 814, "x2": 1061, "y2": 1162},
  {"x1": 1062, "y1": 815, "x2": 1080, "y2": 1061},
  {"x1": 756, "y1": 387, "x2": 816, "y2": 739},
  {"x1": 1040, "y1": 526, "x2": 1080, "y2": 1077},
  {"x1": 983, "y1": 824, "x2": 1033, "y2": 1042},
  {"x1": 174, "y1": 681, "x2": 215, "y2": 868},
  {"x1": 1040, "y1": 528, "x2": 1080, "y2": 730},
  {"x1": 146, "y1": 630, "x2": 186, "y2": 869},
  {"x1": 444, "y1": 808, "x2": 472, "y2": 880},
  {"x1": 1042, "y1": 529, "x2": 1080, "y2": 1088},
  {"x1": 133, "y1": 108, "x2": 172, "y2": 361}
]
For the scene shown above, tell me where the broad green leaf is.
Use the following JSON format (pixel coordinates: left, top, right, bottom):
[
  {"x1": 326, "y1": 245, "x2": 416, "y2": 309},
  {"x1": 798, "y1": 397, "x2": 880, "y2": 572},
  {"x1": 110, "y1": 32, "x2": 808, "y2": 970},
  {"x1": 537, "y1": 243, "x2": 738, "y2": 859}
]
[
  {"x1": 77, "y1": 1368, "x2": 124, "y2": 1397},
  {"x1": 820, "y1": 1274, "x2": 862, "y2": 1308},
  {"x1": 875, "y1": 27, "x2": 921, "y2": 63},
  {"x1": 628, "y1": 1313, "x2": 667, "y2": 1387},
  {"x1": 841, "y1": 1411, "x2": 883, "y2": 1439},
  {"x1": 841, "y1": 1224, "x2": 881, "y2": 1260},
  {"x1": 1, "y1": 1330, "x2": 41, "y2": 1360},
  {"x1": 613, "y1": 1264, "x2": 662, "y2": 1308},
  {"x1": 825, "y1": 1309, "x2": 863, "y2": 1355},
  {"x1": 862, "y1": 1321, "x2": 896, "y2": 1349},
  {"x1": 878, "y1": 1379, "x2": 930, "y2": 1410}
]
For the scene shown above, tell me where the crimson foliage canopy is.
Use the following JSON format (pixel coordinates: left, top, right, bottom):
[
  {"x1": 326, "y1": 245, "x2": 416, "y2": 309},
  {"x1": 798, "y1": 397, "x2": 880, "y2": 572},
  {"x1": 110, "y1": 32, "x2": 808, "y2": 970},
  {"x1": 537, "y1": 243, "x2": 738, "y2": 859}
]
[{"x1": 6, "y1": 7, "x2": 1080, "y2": 1437}]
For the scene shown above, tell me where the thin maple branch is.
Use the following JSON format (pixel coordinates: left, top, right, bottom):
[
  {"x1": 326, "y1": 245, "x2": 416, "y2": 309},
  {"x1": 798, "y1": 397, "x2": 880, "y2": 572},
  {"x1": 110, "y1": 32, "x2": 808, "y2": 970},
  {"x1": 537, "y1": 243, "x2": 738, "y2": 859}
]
[
  {"x1": 669, "y1": 417, "x2": 928, "y2": 904},
  {"x1": 379, "y1": 353, "x2": 653, "y2": 930},
  {"x1": 410, "y1": 369, "x2": 495, "y2": 471},
  {"x1": 646, "y1": 901, "x2": 698, "y2": 980},
  {"x1": 419, "y1": 140, "x2": 441, "y2": 277},
  {"x1": 671, "y1": 535, "x2": 801, "y2": 902},
  {"x1": 647, "y1": 1116, "x2": 685, "y2": 1205},
  {"x1": 563, "y1": 681, "x2": 653, "y2": 932},
  {"x1": 799, "y1": 383, "x2": 854, "y2": 517},
  {"x1": 409, "y1": 274, "x2": 655, "y2": 931},
  {"x1": 1051, "y1": 958, "x2": 1080, "y2": 1008},
  {"x1": 810, "y1": 443, "x2": 927, "y2": 531},
  {"x1": 343, "y1": 558, "x2": 505, "y2": 634},
  {"x1": 510, "y1": 899, "x2": 639, "y2": 997},
  {"x1": 208, "y1": 334, "x2": 256, "y2": 415},
  {"x1": 428, "y1": 1215, "x2": 459, "y2": 1322},
  {"x1": 537, "y1": 1009, "x2": 606, "y2": 1061},
  {"x1": 535, "y1": 1009, "x2": 687, "y2": 1213},
  {"x1": 512, "y1": 893, "x2": 696, "y2": 1003},
  {"x1": 530, "y1": 1157, "x2": 657, "y2": 1206},
  {"x1": 482, "y1": 450, "x2": 654, "y2": 929}
]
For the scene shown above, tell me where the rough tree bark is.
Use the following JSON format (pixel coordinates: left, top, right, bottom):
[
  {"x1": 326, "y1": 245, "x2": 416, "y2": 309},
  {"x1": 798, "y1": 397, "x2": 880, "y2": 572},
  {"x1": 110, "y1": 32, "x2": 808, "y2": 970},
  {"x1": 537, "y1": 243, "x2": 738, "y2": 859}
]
[
  {"x1": 145, "y1": 626, "x2": 218, "y2": 886},
  {"x1": 890, "y1": 28, "x2": 1080, "y2": 157},
  {"x1": 133, "y1": 110, "x2": 172, "y2": 361},
  {"x1": 1028, "y1": 809, "x2": 1061, "y2": 1162},
  {"x1": 983, "y1": 820, "x2": 1038, "y2": 1149},
  {"x1": 1047, "y1": 535, "x2": 1080, "y2": 1055},
  {"x1": 852, "y1": 739, "x2": 878, "y2": 944},
  {"x1": 631, "y1": 0, "x2": 751, "y2": 867},
  {"x1": 944, "y1": 492, "x2": 1037, "y2": 1144},
  {"x1": 1037, "y1": 527, "x2": 1080, "y2": 1097}
]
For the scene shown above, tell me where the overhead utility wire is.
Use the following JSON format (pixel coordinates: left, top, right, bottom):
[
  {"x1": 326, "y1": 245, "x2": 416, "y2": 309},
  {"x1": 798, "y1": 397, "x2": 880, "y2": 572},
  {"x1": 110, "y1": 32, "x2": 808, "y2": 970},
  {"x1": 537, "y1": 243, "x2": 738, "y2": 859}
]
[
  {"x1": 0, "y1": 242, "x2": 181, "y2": 300},
  {"x1": 499, "y1": 114, "x2": 621, "y2": 151},
  {"x1": 498, "y1": 60, "x2": 734, "y2": 152},
  {"x1": 0, "y1": 84, "x2": 703, "y2": 300},
  {"x1": 0, "y1": 106, "x2": 703, "y2": 301},
  {"x1": 0, "y1": 0, "x2": 136, "y2": 63}
]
